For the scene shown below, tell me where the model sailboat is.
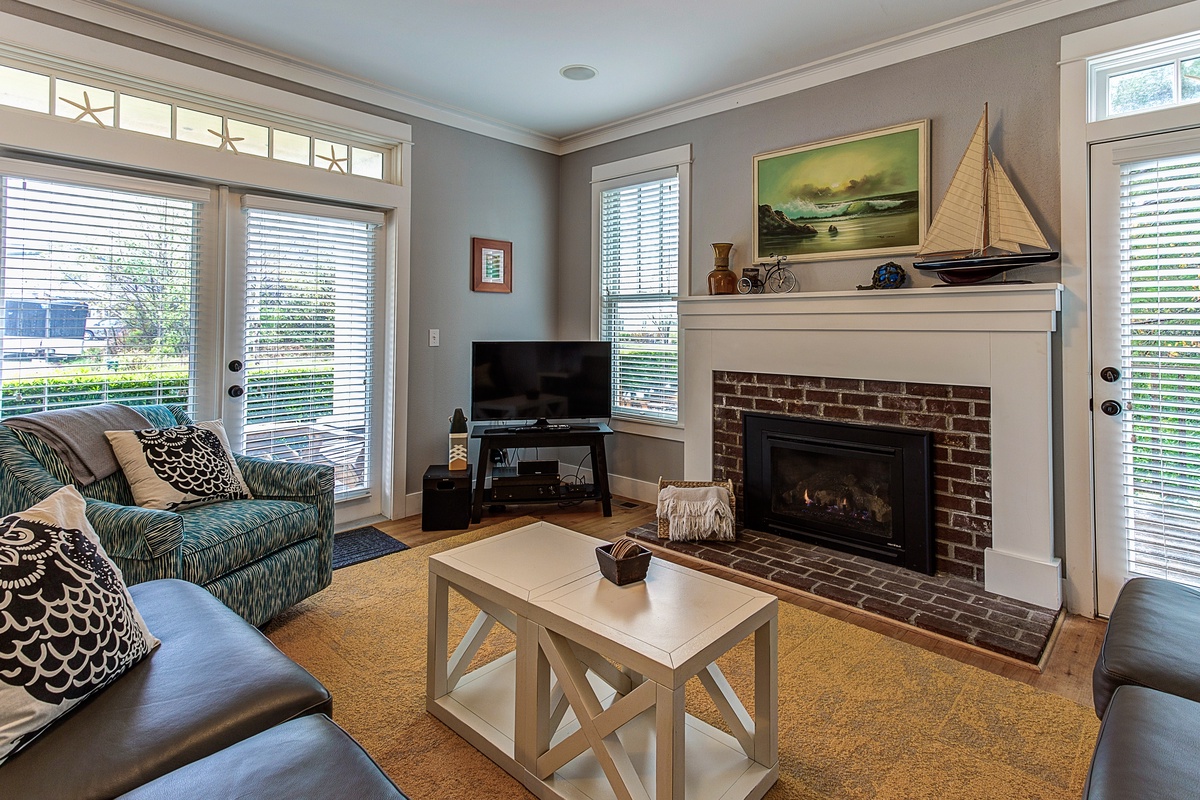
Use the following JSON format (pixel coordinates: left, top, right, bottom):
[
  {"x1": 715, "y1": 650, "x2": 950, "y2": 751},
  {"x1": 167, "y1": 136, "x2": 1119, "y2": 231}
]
[{"x1": 915, "y1": 104, "x2": 1058, "y2": 284}]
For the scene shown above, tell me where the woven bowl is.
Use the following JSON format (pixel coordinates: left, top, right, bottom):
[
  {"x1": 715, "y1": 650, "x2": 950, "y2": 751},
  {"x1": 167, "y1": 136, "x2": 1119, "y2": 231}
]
[{"x1": 596, "y1": 542, "x2": 651, "y2": 585}]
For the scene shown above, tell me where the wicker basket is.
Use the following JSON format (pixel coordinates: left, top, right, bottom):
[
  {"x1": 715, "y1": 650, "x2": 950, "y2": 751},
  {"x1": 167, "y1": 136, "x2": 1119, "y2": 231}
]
[{"x1": 655, "y1": 477, "x2": 736, "y2": 540}]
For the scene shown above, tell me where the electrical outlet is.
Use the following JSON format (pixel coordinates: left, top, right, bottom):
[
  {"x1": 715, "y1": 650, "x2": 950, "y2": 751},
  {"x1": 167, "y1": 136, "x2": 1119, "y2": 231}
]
[{"x1": 429, "y1": 329, "x2": 440, "y2": 347}]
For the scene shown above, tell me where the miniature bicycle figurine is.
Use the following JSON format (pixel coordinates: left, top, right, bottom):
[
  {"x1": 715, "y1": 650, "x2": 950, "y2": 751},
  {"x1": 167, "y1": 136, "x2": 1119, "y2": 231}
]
[{"x1": 737, "y1": 253, "x2": 797, "y2": 294}]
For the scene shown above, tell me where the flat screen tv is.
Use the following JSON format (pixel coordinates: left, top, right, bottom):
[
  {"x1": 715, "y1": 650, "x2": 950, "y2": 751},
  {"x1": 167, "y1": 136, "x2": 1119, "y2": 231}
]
[{"x1": 471, "y1": 340, "x2": 612, "y2": 426}]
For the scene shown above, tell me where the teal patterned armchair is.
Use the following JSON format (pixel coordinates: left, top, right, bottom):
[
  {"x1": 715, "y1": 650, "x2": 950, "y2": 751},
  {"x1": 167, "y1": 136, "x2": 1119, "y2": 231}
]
[{"x1": 0, "y1": 404, "x2": 333, "y2": 626}]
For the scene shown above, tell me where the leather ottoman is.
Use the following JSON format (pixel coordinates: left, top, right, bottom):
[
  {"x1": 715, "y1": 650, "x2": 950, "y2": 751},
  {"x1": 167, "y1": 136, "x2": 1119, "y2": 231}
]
[
  {"x1": 1083, "y1": 685, "x2": 1200, "y2": 799},
  {"x1": 116, "y1": 715, "x2": 407, "y2": 799},
  {"x1": 1093, "y1": 577, "x2": 1200, "y2": 717}
]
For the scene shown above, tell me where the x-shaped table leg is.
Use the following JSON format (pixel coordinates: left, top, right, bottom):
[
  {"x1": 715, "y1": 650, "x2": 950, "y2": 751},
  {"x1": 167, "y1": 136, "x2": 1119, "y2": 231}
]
[{"x1": 536, "y1": 627, "x2": 656, "y2": 800}]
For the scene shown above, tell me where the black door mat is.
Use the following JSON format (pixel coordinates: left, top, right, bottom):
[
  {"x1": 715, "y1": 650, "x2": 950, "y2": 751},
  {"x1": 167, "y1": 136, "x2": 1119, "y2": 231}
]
[{"x1": 333, "y1": 526, "x2": 409, "y2": 570}]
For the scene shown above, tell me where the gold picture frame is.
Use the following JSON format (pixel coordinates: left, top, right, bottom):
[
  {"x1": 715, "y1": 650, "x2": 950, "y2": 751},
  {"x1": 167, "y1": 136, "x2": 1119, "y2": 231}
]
[{"x1": 753, "y1": 120, "x2": 929, "y2": 263}]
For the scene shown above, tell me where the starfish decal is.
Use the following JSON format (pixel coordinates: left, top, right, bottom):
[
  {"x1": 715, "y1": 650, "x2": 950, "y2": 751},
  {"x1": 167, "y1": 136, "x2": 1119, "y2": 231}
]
[
  {"x1": 315, "y1": 144, "x2": 347, "y2": 174},
  {"x1": 59, "y1": 91, "x2": 113, "y2": 127},
  {"x1": 206, "y1": 120, "x2": 244, "y2": 154}
]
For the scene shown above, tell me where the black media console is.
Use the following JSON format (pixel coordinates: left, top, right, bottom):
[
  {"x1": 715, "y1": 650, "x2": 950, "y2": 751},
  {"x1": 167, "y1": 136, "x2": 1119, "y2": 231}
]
[{"x1": 469, "y1": 423, "x2": 614, "y2": 523}]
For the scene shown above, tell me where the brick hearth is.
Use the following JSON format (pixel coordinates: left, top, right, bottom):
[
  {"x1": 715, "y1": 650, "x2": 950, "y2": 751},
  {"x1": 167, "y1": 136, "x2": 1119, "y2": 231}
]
[
  {"x1": 628, "y1": 523, "x2": 1059, "y2": 664},
  {"x1": 713, "y1": 371, "x2": 992, "y2": 582}
]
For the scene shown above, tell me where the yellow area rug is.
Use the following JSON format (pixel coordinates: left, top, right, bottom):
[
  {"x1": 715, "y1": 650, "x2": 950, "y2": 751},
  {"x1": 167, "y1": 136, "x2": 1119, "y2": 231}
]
[{"x1": 264, "y1": 517, "x2": 1099, "y2": 800}]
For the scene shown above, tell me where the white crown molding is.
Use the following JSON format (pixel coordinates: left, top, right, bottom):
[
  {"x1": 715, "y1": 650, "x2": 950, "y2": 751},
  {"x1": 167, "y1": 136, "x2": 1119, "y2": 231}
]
[
  {"x1": 558, "y1": 0, "x2": 1122, "y2": 153},
  {"x1": 15, "y1": 0, "x2": 1121, "y2": 156},
  {"x1": 10, "y1": 0, "x2": 562, "y2": 153}
]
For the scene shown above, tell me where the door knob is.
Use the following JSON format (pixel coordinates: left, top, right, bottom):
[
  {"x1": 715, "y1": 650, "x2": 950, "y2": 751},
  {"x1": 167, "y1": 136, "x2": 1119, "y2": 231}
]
[
  {"x1": 228, "y1": 359, "x2": 244, "y2": 373},
  {"x1": 228, "y1": 385, "x2": 245, "y2": 398},
  {"x1": 1100, "y1": 366, "x2": 1120, "y2": 383},
  {"x1": 1100, "y1": 399, "x2": 1122, "y2": 416}
]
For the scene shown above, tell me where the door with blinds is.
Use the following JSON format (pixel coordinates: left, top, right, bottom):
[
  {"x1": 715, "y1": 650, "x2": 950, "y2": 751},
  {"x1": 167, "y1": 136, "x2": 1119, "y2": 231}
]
[
  {"x1": 230, "y1": 197, "x2": 383, "y2": 513},
  {"x1": 1091, "y1": 131, "x2": 1200, "y2": 614},
  {"x1": 1, "y1": 162, "x2": 389, "y2": 523}
]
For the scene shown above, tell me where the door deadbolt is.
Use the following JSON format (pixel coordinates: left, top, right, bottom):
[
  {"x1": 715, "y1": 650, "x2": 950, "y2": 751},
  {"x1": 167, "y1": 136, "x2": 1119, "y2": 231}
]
[
  {"x1": 227, "y1": 385, "x2": 245, "y2": 398},
  {"x1": 1100, "y1": 399, "x2": 1122, "y2": 416},
  {"x1": 1100, "y1": 366, "x2": 1120, "y2": 383},
  {"x1": 228, "y1": 359, "x2": 244, "y2": 373}
]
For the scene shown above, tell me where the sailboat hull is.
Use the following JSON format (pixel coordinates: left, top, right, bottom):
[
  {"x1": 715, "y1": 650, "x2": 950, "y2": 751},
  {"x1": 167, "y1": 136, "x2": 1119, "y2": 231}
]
[{"x1": 914, "y1": 250, "x2": 1058, "y2": 284}]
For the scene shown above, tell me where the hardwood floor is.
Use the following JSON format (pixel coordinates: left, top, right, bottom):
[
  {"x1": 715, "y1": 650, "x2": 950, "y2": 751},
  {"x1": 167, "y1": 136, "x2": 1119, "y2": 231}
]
[{"x1": 373, "y1": 495, "x2": 1105, "y2": 711}]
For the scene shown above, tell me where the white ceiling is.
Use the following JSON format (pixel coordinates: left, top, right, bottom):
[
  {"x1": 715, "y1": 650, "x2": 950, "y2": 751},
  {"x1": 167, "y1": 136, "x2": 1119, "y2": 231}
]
[{"x1": 88, "y1": 0, "x2": 1112, "y2": 144}]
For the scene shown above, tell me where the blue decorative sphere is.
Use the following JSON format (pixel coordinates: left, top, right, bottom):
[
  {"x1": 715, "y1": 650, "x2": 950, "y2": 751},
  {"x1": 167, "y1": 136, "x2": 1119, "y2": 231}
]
[{"x1": 872, "y1": 261, "x2": 906, "y2": 289}]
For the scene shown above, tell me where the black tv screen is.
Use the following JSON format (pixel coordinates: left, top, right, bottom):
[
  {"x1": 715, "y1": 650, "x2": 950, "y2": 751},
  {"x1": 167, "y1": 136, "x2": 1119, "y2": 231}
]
[{"x1": 471, "y1": 341, "x2": 612, "y2": 424}]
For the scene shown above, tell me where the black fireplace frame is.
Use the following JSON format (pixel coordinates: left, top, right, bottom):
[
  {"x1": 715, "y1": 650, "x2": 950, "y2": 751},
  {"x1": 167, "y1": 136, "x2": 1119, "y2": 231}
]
[{"x1": 743, "y1": 412, "x2": 934, "y2": 574}]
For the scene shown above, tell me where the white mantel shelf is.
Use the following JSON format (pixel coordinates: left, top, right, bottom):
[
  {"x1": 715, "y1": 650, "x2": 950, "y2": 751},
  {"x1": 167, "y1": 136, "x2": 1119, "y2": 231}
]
[
  {"x1": 679, "y1": 283, "x2": 1061, "y2": 332},
  {"x1": 679, "y1": 282, "x2": 1064, "y2": 609}
]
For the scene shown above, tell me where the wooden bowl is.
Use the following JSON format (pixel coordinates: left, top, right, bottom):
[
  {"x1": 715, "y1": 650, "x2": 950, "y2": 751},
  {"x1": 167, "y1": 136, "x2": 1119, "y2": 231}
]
[{"x1": 596, "y1": 542, "x2": 651, "y2": 585}]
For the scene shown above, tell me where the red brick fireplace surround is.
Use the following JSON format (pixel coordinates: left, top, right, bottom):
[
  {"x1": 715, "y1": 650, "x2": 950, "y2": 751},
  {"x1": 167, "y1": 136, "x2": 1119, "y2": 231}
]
[{"x1": 713, "y1": 371, "x2": 992, "y2": 582}]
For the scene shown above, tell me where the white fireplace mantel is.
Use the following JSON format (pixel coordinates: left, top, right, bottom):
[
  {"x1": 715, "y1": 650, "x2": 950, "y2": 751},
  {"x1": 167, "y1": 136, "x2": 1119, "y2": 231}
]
[{"x1": 679, "y1": 283, "x2": 1063, "y2": 609}]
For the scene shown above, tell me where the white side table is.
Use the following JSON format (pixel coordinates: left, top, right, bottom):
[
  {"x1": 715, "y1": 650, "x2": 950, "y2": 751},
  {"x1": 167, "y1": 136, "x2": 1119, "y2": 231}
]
[{"x1": 427, "y1": 521, "x2": 778, "y2": 800}]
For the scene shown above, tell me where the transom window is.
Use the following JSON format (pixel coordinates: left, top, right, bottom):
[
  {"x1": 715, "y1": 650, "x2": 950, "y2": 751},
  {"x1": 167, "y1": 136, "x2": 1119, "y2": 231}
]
[
  {"x1": 1089, "y1": 31, "x2": 1200, "y2": 120},
  {"x1": 0, "y1": 56, "x2": 390, "y2": 181}
]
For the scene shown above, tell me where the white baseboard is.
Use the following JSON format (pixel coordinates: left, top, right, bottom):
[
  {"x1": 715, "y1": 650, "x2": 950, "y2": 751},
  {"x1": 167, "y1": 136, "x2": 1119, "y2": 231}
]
[{"x1": 984, "y1": 548, "x2": 1063, "y2": 610}]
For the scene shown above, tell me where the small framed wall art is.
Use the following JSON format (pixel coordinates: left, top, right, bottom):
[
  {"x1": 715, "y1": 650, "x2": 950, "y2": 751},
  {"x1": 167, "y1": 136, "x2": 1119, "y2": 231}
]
[{"x1": 471, "y1": 237, "x2": 512, "y2": 293}]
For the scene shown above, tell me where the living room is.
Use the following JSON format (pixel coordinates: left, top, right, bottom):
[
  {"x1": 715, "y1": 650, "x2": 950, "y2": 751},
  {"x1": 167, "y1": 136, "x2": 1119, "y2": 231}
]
[{"x1": 2, "y1": 0, "x2": 1200, "y2": 797}]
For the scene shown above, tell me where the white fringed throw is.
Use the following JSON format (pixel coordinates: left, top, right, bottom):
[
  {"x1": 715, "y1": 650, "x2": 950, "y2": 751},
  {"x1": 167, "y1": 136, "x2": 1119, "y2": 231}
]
[{"x1": 656, "y1": 485, "x2": 735, "y2": 542}]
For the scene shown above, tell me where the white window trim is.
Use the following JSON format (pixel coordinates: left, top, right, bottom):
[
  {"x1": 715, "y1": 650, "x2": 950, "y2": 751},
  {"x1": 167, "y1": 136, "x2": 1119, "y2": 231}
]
[
  {"x1": 1087, "y1": 30, "x2": 1200, "y2": 122},
  {"x1": 1060, "y1": 0, "x2": 1200, "y2": 617},
  {"x1": 0, "y1": 16, "x2": 412, "y2": 524},
  {"x1": 591, "y1": 144, "x2": 691, "y2": 437}
]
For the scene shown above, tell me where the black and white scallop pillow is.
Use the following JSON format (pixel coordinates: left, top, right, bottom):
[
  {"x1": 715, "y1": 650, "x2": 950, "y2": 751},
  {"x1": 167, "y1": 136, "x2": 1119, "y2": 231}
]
[
  {"x1": 0, "y1": 485, "x2": 158, "y2": 764},
  {"x1": 105, "y1": 420, "x2": 252, "y2": 511}
]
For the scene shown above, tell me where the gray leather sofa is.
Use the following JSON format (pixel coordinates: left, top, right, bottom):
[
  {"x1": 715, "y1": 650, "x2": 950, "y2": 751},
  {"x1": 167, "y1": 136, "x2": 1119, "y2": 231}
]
[
  {"x1": 0, "y1": 579, "x2": 405, "y2": 799},
  {"x1": 1083, "y1": 577, "x2": 1200, "y2": 799}
]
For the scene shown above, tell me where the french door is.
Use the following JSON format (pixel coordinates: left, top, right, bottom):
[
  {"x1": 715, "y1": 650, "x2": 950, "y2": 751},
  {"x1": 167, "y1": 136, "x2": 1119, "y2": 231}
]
[
  {"x1": 1091, "y1": 130, "x2": 1200, "y2": 614},
  {"x1": 0, "y1": 162, "x2": 385, "y2": 522},
  {"x1": 225, "y1": 196, "x2": 384, "y2": 520}
]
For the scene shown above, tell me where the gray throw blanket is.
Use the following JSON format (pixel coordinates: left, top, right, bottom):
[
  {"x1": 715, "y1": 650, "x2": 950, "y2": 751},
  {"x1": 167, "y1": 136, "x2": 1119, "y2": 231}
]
[
  {"x1": 5, "y1": 404, "x2": 151, "y2": 486},
  {"x1": 656, "y1": 485, "x2": 735, "y2": 542}
]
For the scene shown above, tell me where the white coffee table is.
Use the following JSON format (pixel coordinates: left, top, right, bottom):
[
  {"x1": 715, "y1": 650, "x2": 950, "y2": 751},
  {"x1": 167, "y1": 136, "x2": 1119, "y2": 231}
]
[{"x1": 427, "y1": 521, "x2": 778, "y2": 800}]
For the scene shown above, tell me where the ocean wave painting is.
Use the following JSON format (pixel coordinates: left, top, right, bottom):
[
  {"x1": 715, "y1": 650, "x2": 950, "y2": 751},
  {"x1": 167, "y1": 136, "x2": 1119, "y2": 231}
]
[{"x1": 753, "y1": 121, "x2": 928, "y2": 262}]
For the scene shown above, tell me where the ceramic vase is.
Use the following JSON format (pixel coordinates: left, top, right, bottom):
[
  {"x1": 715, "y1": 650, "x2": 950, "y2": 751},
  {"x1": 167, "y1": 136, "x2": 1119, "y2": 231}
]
[{"x1": 707, "y1": 243, "x2": 737, "y2": 295}]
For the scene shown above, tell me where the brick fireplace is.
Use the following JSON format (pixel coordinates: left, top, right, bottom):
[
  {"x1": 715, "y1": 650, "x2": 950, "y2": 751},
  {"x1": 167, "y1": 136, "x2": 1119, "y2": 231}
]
[
  {"x1": 678, "y1": 285, "x2": 1062, "y2": 609},
  {"x1": 714, "y1": 372, "x2": 990, "y2": 582}
]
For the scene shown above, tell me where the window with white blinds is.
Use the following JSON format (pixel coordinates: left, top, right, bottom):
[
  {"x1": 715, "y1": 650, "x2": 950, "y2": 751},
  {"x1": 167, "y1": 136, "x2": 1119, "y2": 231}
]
[
  {"x1": 242, "y1": 203, "x2": 379, "y2": 499},
  {"x1": 599, "y1": 173, "x2": 680, "y2": 423},
  {"x1": 1118, "y1": 151, "x2": 1200, "y2": 584},
  {"x1": 0, "y1": 173, "x2": 202, "y2": 417}
]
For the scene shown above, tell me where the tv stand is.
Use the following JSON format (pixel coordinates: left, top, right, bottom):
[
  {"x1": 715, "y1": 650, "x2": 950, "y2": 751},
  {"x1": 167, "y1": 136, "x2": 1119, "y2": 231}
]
[{"x1": 470, "y1": 423, "x2": 614, "y2": 523}]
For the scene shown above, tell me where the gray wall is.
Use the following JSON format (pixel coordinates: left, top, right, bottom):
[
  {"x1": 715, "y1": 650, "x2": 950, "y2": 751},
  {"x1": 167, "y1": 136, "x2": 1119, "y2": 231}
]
[
  {"x1": 556, "y1": 0, "x2": 1185, "y2": 491},
  {"x1": 406, "y1": 120, "x2": 559, "y2": 489},
  {"x1": 2, "y1": 1, "x2": 564, "y2": 499}
]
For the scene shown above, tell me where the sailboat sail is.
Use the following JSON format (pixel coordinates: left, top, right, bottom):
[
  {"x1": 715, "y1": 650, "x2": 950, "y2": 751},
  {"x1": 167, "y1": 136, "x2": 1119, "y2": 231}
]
[
  {"x1": 920, "y1": 113, "x2": 988, "y2": 256},
  {"x1": 918, "y1": 107, "x2": 1051, "y2": 258},
  {"x1": 988, "y1": 154, "x2": 1050, "y2": 252}
]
